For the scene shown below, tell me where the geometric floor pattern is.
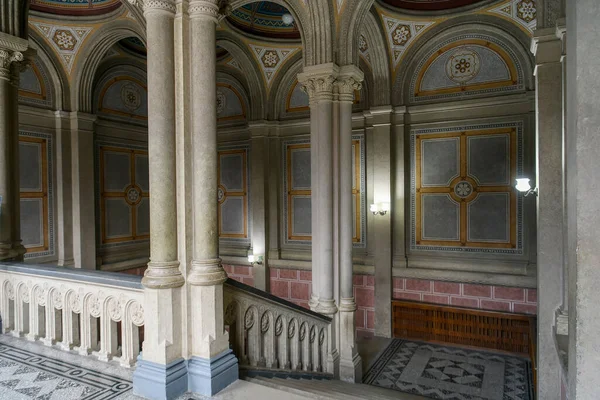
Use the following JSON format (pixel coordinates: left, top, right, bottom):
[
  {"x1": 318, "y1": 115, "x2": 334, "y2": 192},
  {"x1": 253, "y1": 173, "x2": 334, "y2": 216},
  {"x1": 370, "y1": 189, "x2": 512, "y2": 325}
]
[
  {"x1": 0, "y1": 340, "x2": 132, "y2": 400},
  {"x1": 363, "y1": 339, "x2": 533, "y2": 400}
]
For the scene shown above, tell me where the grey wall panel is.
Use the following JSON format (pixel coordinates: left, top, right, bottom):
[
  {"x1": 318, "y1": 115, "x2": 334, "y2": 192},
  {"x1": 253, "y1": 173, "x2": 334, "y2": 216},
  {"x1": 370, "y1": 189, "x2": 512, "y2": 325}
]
[
  {"x1": 468, "y1": 135, "x2": 510, "y2": 185},
  {"x1": 136, "y1": 198, "x2": 150, "y2": 236},
  {"x1": 468, "y1": 193, "x2": 510, "y2": 242},
  {"x1": 421, "y1": 194, "x2": 460, "y2": 241},
  {"x1": 220, "y1": 154, "x2": 244, "y2": 191},
  {"x1": 291, "y1": 148, "x2": 311, "y2": 190},
  {"x1": 135, "y1": 154, "x2": 149, "y2": 192},
  {"x1": 292, "y1": 196, "x2": 312, "y2": 236},
  {"x1": 105, "y1": 198, "x2": 132, "y2": 238},
  {"x1": 221, "y1": 197, "x2": 244, "y2": 234},
  {"x1": 20, "y1": 198, "x2": 43, "y2": 247},
  {"x1": 19, "y1": 142, "x2": 42, "y2": 192},
  {"x1": 103, "y1": 151, "x2": 131, "y2": 192},
  {"x1": 421, "y1": 138, "x2": 460, "y2": 187}
]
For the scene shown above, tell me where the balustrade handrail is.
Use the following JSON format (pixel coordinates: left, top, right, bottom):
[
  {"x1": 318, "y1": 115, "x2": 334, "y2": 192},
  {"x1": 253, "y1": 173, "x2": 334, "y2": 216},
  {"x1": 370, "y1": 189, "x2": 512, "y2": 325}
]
[
  {"x1": 0, "y1": 262, "x2": 144, "y2": 369},
  {"x1": 0, "y1": 262, "x2": 143, "y2": 290},
  {"x1": 224, "y1": 278, "x2": 334, "y2": 377}
]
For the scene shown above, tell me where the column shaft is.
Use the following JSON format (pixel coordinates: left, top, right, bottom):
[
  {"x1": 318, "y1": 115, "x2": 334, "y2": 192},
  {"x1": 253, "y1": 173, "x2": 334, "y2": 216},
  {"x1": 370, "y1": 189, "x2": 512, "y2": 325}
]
[
  {"x1": 532, "y1": 31, "x2": 563, "y2": 400},
  {"x1": 187, "y1": 1, "x2": 238, "y2": 395},
  {"x1": 0, "y1": 38, "x2": 26, "y2": 260}
]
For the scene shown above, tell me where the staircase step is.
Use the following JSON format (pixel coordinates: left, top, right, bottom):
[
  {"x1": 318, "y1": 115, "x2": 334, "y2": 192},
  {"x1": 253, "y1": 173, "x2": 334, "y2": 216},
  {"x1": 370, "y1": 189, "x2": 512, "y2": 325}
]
[
  {"x1": 308, "y1": 379, "x2": 426, "y2": 400},
  {"x1": 245, "y1": 376, "x2": 341, "y2": 400}
]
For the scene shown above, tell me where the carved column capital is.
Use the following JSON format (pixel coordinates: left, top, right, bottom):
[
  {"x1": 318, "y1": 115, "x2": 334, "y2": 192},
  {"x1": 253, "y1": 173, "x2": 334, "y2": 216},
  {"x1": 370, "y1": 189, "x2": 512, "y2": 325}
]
[
  {"x1": 188, "y1": 0, "x2": 219, "y2": 21},
  {"x1": 336, "y1": 76, "x2": 362, "y2": 103},
  {"x1": 0, "y1": 49, "x2": 23, "y2": 82},
  {"x1": 299, "y1": 74, "x2": 336, "y2": 103}
]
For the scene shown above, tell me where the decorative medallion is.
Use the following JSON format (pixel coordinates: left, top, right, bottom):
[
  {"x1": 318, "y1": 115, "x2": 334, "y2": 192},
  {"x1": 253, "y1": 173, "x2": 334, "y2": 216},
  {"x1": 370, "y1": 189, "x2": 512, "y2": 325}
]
[
  {"x1": 52, "y1": 30, "x2": 77, "y2": 51},
  {"x1": 288, "y1": 318, "x2": 296, "y2": 339},
  {"x1": 392, "y1": 25, "x2": 412, "y2": 46},
  {"x1": 381, "y1": 16, "x2": 435, "y2": 68},
  {"x1": 130, "y1": 301, "x2": 144, "y2": 326},
  {"x1": 454, "y1": 181, "x2": 473, "y2": 198},
  {"x1": 121, "y1": 83, "x2": 141, "y2": 111},
  {"x1": 275, "y1": 315, "x2": 283, "y2": 336},
  {"x1": 217, "y1": 185, "x2": 226, "y2": 203},
  {"x1": 359, "y1": 34, "x2": 368, "y2": 53},
  {"x1": 125, "y1": 185, "x2": 142, "y2": 206},
  {"x1": 517, "y1": 0, "x2": 536, "y2": 23},
  {"x1": 446, "y1": 49, "x2": 481, "y2": 84},
  {"x1": 31, "y1": 22, "x2": 92, "y2": 73},
  {"x1": 248, "y1": 43, "x2": 300, "y2": 87},
  {"x1": 244, "y1": 308, "x2": 255, "y2": 329},
  {"x1": 216, "y1": 89, "x2": 226, "y2": 116}
]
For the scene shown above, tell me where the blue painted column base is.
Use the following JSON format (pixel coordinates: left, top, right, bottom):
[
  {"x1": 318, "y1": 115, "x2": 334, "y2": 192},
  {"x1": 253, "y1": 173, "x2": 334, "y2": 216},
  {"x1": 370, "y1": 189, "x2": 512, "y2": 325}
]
[
  {"x1": 133, "y1": 356, "x2": 188, "y2": 400},
  {"x1": 187, "y1": 349, "x2": 239, "y2": 396}
]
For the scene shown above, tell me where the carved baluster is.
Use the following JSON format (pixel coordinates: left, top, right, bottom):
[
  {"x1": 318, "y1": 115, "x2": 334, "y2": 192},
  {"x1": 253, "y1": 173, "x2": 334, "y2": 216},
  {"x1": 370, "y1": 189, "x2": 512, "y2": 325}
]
[
  {"x1": 44, "y1": 288, "x2": 62, "y2": 345},
  {"x1": 276, "y1": 315, "x2": 289, "y2": 369},
  {"x1": 261, "y1": 311, "x2": 275, "y2": 368},
  {"x1": 13, "y1": 283, "x2": 27, "y2": 337},
  {"x1": 310, "y1": 325, "x2": 319, "y2": 372},
  {"x1": 62, "y1": 290, "x2": 81, "y2": 350},
  {"x1": 80, "y1": 293, "x2": 101, "y2": 355},
  {"x1": 317, "y1": 328, "x2": 326, "y2": 372},
  {"x1": 99, "y1": 297, "x2": 120, "y2": 362},
  {"x1": 300, "y1": 322, "x2": 311, "y2": 371},
  {"x1": 121, "y1": 300, "x2": 143, "y2": 367},
  {"x1": 27, "y1": 286, "x2": 41, "y2": 341},
  {"x1": 2, "y1": 281, "x2": 15, "y2": 333},
  {"x1": 245, "y1": 307, "x2": 260, "y2": 366},
  {"x1": 320, "y1": 326, "x2": 329, "y2": 374},
  {"x1": 225, "y1": 301, "x2": 242, "y2": 363},
  {"x1": 34, "y1": 286, "x2": 47, "y2": 341},
  {"x1": 288, "y1": 318, "x2": 299, "y2": 370}
]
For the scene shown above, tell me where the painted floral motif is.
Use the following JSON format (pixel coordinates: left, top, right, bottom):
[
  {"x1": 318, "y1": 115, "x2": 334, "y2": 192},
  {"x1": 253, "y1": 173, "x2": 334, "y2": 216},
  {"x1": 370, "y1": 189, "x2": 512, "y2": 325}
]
[
  {"x1": 121, "y1": 83, "x2": 141, "y2": 111},
  {"x1": 359, "y1": 35, "x2": 368, "y2": 53},
  {"x1": 517, "y1": 1, "x2": 536, "y2": 23},
  {"x1": 454, "y1": 181, "x2": 473, "y2": 198},
  {"x1": 446, "y1": 49, "x2": 481, "y2": 84},
  {"x1": 126, "y1": 186, "x2": 141, "y2": 205},
  {"x1": 261, "y1": 50, "x2": 280, "y2": 68},
  {"x1": 392, "y1": 25, "x2": 412, "y2": 46},
  {"x1": 52, "y1": 30, "x2": 76, "y2": 51},
  {"x1": 216, "y1": 90, "x2": 226, "y2": 116}
]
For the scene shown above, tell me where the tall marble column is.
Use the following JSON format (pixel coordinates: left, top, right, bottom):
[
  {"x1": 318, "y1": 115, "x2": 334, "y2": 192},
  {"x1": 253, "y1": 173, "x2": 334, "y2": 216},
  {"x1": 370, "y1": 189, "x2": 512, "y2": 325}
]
[
  {"x1": 566, "y1": 1, "x2": 600, "y2": 398},
  {"x1": 0, "y1": 33, "x2": 27, "y2": 261},
  {"x1": 186, "y1": 0, "x2": 238, "y2": 396},
  {"x1": 336, "y1": 66, "x2": 363, "y2": 383},
  {"x1": 532, "y1": 28, "x2": 563, "y2": 400},
  {"x1": 132, "y1": 1, "x2": 187, "y2": 399},
  {"x1": 298, "y1": 64, "x2": 338, "y2": 316}
]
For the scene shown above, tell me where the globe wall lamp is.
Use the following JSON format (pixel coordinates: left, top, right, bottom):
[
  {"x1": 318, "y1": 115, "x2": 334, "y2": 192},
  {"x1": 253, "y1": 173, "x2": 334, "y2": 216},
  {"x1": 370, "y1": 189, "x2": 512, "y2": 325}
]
[
  {"x1": 515, "y1": 178, "x2": 538, "y2": 197},
  {"x1": 370, "y1": 202, "x2": 390, "y2": 216},
  {"x1": 282, "y1": 13, "x2": 294, "y2": 25},
  {"x1": 248, "y1": 254, "x2": 264, "y2": 265}
]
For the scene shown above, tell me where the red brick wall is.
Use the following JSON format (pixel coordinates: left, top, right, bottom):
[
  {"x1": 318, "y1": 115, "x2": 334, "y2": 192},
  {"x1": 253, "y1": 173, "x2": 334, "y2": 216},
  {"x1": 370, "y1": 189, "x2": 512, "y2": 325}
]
[
  {"x1": 354, "y1": 275, "x2": 375, "y2": 338},
  {"x1": 392, "y1": 278, "x2": 537, "y2": 315},
  {"x1": 119, "y1": 266, "x2": 147, "y2": 276},
  {"x1": 223, "y1": 264, "x2": 254, "y2": 287},
  {"x1": 269, "y1": 268, "x2": 312, "y2": 309}
]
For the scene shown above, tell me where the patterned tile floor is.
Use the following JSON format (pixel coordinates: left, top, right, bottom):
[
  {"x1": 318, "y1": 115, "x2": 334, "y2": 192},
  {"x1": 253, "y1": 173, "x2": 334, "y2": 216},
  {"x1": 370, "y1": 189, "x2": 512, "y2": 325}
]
[{"x1": 363, "y1": 339, "x2": 533, "y2": 400}]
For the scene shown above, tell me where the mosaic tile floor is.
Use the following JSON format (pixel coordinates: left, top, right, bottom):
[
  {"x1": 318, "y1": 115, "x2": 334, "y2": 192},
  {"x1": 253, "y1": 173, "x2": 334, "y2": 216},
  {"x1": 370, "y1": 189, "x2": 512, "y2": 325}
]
[{"x1": 363, "y1": 339, "x2": 533, "y2": 400}]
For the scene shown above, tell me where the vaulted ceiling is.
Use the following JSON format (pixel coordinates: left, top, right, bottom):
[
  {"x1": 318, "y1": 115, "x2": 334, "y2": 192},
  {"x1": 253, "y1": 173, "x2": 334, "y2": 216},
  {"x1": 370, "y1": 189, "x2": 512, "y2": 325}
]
[
  {"x1": 30, "y1": 0, "x2": 122, "y2": 16},
  {"x1": 379, "y1": 0, "x2": 488, "y2": 11},
  {"x1": 227, "y1": 1, "x2": 301, "y2": 40}
]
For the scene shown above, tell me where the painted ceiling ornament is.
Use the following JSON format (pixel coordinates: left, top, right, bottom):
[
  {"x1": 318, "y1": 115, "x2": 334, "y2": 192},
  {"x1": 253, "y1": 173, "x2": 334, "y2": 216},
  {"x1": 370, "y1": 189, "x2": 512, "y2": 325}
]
[
  {"x1": 381, "y1": 15, "x2": 435, "y2": 69},
  {"x1": 248, "y1": 43, "x2": 300, "y2": 87},
  {"x1": 125, "y1": 185, "x2": 142, "y2": 205},
  {"x1": 446, "y1": 48, "x2": 481, "y2": 84},
  {"x1": 31, "y1": 22, "x2": 92, "y2": 73},
  {"x1": 226, "y1": 58, "x2": 242, "y2": 71},
  {"x1": 488, "y1": 0, "x2": 537, "y2": 34},
  {"x1": 216, "y1": 89, "x2": 226, "y2": 116},
  {"x1": 454, "y1": 181, "x2": 473, "y2": 198},
  {"x1": 121, "y1": 83, "x2": 142, "y2": 111}
]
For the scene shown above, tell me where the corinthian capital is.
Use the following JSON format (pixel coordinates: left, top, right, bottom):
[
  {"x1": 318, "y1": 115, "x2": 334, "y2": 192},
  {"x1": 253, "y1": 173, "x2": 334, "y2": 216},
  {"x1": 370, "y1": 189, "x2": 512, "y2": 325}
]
[
  {"x1": 298, "y1": 63, "x2": 339, "y2": 104},
  {"x1": 188, "y1": 0, "x2": 219, "y2": 21},
  {"x1": 336, "y1": 65, "x2": 364, "y2": 102},
  {"x1": 0, "y1": 49, "x2": 23, "y2": 82}
]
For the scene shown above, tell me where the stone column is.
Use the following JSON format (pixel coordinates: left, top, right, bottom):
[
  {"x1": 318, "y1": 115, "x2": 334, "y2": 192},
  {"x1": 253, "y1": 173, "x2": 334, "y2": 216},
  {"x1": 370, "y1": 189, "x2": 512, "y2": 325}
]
[
  {"x1": 298, "y1": 64, "x2": 338, "y2": 316},
  {"x1": 0, "y1": 33, "x2": 27, "y2": 261},
  {"x1": 336, "y1": 66, "x2": 363, "y2": 383},
  {"x1": 186, "y1": 0, "x2": 238, "y2": 396},
  {"x1": 249, "y1": 121, "x2": 271, "y2": 291},
  {"x1": 370, "y1": 106, "x2": 394, "y2": 338},
  {"x1": 69, "y1": 112, "x2": 96, "y2": 269},
  {"x1": 54, "y1": 111, "x2": 74, "y2": 266},
  {"x1": 532, "y1": 28, "x2": 563, "y2": 400},
  {"x1": 132, "y1": 2, "x2": 187, "y2": 399},
  {"x1": 566, "y1": 2, "x2": 600, "y2": 399}
]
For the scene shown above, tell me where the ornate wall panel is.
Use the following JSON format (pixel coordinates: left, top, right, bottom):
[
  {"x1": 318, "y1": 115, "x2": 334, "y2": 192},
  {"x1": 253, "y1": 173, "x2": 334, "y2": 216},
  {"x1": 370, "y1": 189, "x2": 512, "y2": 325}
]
[
  {"x1": 97, "y1": 144, "x2": 149, "y2": 245},
  {"x1": 218, "y1": 145, "x2": 250, "y2": 243},
  {"x1": 19, "y1": 131, "x2": 54, "y2": 258},
  {"x1": 98, "y1": 77, "x2": 148, "y2": 121},
  {"x1": 410, "y1": 122, "x2": 523, "y2": 255},
  {"x1": 410, "y1": 37, "x2": 525, "y2": 103},
  {"x1": 217, "y1": 84, "x2": 246, "y2": 122},
  {"x1": 18, "y1": 58, "x2": 54, "y2": 109},
  {"x1": 282, "y1": 136, "x2": 366, "y2": 247}
]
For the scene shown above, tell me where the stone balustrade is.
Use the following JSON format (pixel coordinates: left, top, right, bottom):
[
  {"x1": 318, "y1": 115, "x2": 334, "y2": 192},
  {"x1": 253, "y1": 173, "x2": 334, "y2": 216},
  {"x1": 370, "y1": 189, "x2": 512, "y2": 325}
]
[
  {"x1": 0, "y1": 263, "x2": 144, "y2": 368},
  {"x1": 224, "y1": 279, "x2": 332, "y2": 376}
]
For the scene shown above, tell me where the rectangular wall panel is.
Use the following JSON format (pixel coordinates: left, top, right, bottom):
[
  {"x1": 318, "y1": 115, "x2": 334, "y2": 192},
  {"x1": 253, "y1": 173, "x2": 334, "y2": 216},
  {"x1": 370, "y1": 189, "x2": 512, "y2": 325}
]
[
  {"x1": 218, "y1": 146, "x2": 249, "y2": 241},
  {"x1": 19, "y1": 132, "x2": 54, "y2": 258},
  {"x1": 410, "y1": 123, "x2": 523, "y2": 254}
]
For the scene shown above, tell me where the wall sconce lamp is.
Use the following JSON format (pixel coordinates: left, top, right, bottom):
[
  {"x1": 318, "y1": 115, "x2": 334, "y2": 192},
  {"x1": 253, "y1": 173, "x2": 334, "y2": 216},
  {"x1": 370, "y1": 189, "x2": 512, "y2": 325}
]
[
  {"x1": 370, "y1": 202, "x2": 390, "y2": 216},
  {"x1": 248, "y1": 254, "x2": 264, "y2": 265},
  {"x1": 515, "y1": 178, "x2": 538, "y2": 197}
]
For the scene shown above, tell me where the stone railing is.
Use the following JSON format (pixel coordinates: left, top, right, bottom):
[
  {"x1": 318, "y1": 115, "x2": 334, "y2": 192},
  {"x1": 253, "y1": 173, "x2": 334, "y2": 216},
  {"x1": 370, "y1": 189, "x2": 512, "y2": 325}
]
[
  {"x1": 0, "y1": 263, "x2": 144, "y2": 368},
  {"x1": 224, "y1": 279, "x2": 332, "y2": 376}
]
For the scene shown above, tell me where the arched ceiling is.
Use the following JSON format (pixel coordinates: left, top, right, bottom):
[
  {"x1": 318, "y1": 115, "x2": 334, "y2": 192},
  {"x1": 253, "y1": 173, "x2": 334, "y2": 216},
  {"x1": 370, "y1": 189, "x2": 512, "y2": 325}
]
[
  {"x1": 30, "y1": 0, "x2": 122, "y2": 16},
  {"x1": 379, "y1": 0, "x2": 488, "y2": 11},
  {"x1": 227, "y1": 1, "x2": 301, "y2": 40},
  {"x1": 119, "y1": 37, "x2": 147, "y2": 57}
]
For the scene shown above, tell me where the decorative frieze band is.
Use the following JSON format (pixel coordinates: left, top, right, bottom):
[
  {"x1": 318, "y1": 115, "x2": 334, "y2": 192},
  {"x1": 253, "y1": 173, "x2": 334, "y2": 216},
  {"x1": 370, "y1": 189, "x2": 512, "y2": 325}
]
[{"x1": 143, "y1": 0, "x2": 177, "y2": 14}]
